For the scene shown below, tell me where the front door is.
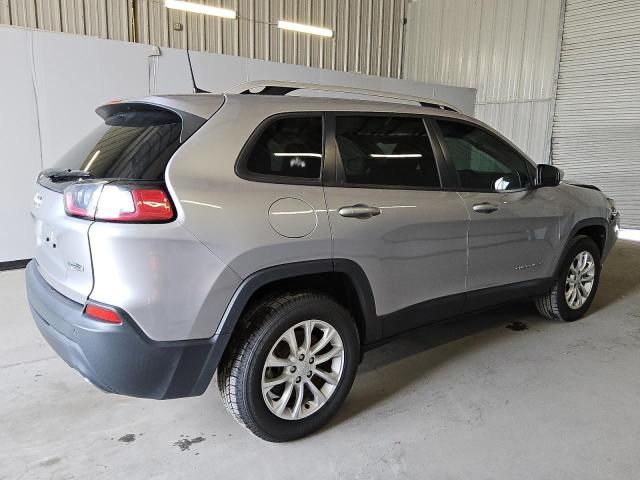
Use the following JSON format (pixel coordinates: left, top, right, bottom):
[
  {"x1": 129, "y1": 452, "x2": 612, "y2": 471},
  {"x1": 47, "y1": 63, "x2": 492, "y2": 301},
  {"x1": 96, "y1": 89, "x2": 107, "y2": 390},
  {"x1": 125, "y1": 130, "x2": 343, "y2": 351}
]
[
  {"x1": 323, "y1": 114, "x2": 469, "y2": 338},
  {"x1": 433, "y1": 119, "x2": 561, "y2": 299}
]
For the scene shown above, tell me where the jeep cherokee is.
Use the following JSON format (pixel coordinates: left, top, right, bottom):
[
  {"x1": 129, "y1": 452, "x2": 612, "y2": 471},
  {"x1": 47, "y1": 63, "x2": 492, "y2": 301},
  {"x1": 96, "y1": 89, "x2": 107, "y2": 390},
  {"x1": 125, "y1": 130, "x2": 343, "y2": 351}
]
[{"x1": 26, "y1": 84, "x2": 620, "y2": 441}]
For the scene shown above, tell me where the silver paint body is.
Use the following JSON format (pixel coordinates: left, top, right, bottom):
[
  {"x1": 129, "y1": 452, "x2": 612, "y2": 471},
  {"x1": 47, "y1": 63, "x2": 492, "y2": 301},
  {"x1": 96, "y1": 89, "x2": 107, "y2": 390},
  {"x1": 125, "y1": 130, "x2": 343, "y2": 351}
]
[{"x1": 31, "y1": 94, "x2": 611, "y2": 341}]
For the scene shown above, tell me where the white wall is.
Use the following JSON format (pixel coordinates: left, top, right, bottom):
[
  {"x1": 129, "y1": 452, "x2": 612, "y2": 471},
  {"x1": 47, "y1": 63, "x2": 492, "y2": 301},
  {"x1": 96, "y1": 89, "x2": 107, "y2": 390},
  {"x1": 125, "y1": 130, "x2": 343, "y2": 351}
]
[
  {"x1": 1, "y1": 27, "x2": 50, "y2": 263},
  {"x1": 0, "y1": 25, "x2": 475, "y2": 263},
  {"x1": 404, "y1": 0, "x2": 565, "y2": 164}
]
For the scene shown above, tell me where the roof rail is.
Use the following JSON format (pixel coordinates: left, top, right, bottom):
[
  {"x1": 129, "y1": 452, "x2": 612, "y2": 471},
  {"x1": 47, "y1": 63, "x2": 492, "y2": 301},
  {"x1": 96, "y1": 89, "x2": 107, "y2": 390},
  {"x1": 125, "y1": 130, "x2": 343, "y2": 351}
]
[{"x1": 227, "y1": 80, "x2": 461, "y2": 113}]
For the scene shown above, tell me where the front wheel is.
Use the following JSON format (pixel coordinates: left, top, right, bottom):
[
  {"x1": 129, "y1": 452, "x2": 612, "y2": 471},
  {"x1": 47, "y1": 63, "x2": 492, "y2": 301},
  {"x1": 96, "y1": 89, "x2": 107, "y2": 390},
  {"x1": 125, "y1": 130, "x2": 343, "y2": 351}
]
[
  {"x1": 217, "y1": 292, "x2": 360, "y2": 442},
  {"x1": 535, "y1": 235, "x2": 601, "y2": 322}
]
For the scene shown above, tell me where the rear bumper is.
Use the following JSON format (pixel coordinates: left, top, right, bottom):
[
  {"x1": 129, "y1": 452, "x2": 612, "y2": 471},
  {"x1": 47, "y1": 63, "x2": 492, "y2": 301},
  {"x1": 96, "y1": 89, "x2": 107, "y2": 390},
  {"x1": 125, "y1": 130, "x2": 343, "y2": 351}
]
[{"x1": 25, "y1": 260, "x2": 227, "y2": 399}]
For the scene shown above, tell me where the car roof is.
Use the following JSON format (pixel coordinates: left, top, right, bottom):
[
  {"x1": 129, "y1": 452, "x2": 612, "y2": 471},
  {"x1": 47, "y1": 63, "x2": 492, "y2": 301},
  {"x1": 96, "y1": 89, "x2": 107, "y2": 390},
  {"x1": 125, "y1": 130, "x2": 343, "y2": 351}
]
[{"x1": 129, "y1": 92, "x2": 473, "y2": 122}]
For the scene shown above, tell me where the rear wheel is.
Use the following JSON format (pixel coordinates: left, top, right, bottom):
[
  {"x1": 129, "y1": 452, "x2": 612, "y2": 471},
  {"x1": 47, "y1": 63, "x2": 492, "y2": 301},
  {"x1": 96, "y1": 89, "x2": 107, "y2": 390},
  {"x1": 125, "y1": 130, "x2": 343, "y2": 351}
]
[
  {"x1": 217, "y1": 292, "x2": 360, "y2": 442},
  {"x1": 535, "y1": 235, "x2": 601, "y2": 322}
]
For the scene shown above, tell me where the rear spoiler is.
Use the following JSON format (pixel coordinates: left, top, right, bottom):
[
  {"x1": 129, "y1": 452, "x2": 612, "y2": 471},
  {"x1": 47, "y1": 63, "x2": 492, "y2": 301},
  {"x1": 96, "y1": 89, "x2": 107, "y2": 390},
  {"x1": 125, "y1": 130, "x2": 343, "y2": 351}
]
[{"x1": 95, "y1": 101, "x2": 209, "y2": 143}]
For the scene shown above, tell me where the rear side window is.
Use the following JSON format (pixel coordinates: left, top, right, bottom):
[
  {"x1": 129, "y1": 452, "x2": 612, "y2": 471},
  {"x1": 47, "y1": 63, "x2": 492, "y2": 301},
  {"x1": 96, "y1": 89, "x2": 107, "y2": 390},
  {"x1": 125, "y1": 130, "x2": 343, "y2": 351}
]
[
  {"x1": 243, "y1": 116, "x2": 323, "y2": 180},
  {"x1": 55, "y1": 109, "x2": 183, "y2": 180},
  {"x1": 335, "y1": 116, "x2": 440, "y2": 188},
  {"x1": 437, "y1": 120, "x2": 533, "y2": 191}
]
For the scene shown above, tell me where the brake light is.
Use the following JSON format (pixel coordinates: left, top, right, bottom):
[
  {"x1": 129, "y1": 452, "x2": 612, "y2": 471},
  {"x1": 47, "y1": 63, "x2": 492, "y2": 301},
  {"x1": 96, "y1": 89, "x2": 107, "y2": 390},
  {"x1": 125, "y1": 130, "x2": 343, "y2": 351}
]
[
  {"x1": 85, "y1": 304, "x2": 122, "y2": 324},
  {"x1": 96, "y1": 187, "x2": 173, "y2": 221},
  {"x1": 64, "y1": 183, "x2": 174, "y2": 222}
]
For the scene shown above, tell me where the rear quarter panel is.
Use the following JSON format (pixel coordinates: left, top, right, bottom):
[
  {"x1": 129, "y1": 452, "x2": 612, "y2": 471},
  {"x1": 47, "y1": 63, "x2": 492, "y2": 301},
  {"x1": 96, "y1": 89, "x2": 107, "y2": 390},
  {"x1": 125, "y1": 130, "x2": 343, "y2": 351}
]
[
  {"x1": 88, "y1": 221, "x2": 241, "y2": 341},
  {"x1": 166, "y1": 96, "x2": 332, "y2": 279}
]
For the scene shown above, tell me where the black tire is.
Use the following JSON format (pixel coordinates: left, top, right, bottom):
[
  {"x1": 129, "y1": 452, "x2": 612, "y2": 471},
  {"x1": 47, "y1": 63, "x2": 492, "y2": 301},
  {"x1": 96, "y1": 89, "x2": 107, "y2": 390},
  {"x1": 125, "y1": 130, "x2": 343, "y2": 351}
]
[
  {"x1": 535, "y1": 235, "x2": 601, "y2": 322},
  {"x1": 217, "y1": 292, "x2": 360, "y2": 442}
]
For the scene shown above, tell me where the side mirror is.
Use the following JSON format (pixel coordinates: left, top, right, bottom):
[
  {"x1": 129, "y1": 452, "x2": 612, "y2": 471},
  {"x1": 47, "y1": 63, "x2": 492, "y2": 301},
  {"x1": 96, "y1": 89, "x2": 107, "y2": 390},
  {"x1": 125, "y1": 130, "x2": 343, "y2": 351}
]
[{"x1": 536, "y1": 164, "x2": 562, "y2": 187}]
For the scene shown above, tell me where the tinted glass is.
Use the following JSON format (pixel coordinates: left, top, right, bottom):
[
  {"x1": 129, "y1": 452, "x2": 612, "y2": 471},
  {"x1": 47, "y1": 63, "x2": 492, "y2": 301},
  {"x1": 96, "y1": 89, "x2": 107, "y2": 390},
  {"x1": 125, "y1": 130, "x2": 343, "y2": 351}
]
[
  {"x1": 55, "y1": 109, "x2": 182, "y2": 180},
  {"x1": 245, "y1": 116, "x2": 323, "y2": 179},
  {"x1": 437, "y1": 120, "x2": 533, "y2": 191},
  {"x1": 335, "y1": 116, "x2": 440, "y2": 188}
]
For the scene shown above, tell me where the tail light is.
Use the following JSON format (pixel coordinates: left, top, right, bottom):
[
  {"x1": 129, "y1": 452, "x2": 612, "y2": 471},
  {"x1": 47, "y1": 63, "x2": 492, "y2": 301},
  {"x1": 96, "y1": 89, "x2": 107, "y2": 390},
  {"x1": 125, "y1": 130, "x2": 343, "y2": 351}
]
[{"x1": 64, "y1": 182, "x2": 174, "y2": 222}]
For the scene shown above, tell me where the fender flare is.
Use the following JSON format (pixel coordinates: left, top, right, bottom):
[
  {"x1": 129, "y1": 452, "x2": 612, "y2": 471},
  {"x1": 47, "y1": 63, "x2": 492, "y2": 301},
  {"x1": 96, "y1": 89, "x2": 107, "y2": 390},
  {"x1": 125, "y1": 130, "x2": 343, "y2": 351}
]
[
  {"x1": 215, "y1": 258, "x2": 380, "y2": 343},
  {"x1": 184, "y1": 259, "x2": 379, "y2": 396},
  {"x1": 552, "y1": 217, "x2": 609, "y2": 278}
]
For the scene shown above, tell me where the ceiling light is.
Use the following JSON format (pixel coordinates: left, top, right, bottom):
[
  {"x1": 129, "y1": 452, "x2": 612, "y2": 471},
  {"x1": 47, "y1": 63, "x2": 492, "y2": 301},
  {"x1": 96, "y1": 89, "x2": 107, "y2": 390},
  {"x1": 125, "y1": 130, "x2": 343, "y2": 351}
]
[
  {"x1": 277, "y1": 21, "x2": 333, "y2": 37},
  {"x1": 165, "y1": 0, "x2": 236, "y2": 19}
]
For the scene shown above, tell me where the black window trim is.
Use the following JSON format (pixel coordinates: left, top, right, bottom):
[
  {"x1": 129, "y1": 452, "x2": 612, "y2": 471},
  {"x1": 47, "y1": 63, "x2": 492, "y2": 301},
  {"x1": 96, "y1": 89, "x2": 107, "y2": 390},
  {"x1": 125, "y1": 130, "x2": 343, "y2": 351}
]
[
  {"x1": 429, "y1": 116, "x2": 537, "y2": 193},
  {"x1": 323, "y1": 111, "x2": 447, "y2": 192},
  {"x1": 235, "y1": 112, "x2": 325, "y2": 186}
]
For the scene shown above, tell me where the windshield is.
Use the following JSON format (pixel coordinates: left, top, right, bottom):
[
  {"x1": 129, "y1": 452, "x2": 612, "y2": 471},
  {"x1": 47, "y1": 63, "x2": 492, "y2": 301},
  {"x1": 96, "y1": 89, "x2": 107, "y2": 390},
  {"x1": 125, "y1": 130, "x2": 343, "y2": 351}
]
[{"x1": 54, "y1": 109, "x2": 183, "y2": 180}]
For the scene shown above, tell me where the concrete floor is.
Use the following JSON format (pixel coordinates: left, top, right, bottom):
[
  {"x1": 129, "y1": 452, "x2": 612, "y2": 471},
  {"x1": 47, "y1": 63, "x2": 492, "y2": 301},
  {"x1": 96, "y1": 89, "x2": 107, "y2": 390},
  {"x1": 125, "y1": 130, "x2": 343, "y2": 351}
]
[{"x1": 1, "y1": 241, "x2": 640, "y2": 480}]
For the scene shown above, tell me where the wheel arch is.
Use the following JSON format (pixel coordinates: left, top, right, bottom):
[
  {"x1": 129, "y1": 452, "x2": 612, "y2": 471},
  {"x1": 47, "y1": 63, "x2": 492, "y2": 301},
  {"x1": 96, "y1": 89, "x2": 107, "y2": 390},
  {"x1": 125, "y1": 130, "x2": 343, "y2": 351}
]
[
  {"x1": 574, "y1": 224, "x2": 606, "y2": 256},
  {"x1": 553, "y1": 217, "x2": 608, "y2": 278},
  {"x1": 215, "y1": 259, "x2": 380, "y2": 351}
]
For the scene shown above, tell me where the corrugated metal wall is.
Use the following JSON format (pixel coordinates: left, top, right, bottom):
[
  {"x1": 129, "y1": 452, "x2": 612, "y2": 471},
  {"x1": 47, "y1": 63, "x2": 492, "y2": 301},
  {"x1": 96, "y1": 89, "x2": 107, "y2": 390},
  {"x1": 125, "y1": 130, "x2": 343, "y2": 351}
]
[
  {"x1": 0, "y1": 0, "x2": 406, "y2": 77},
  {"x1": 403, "y1": 0, "x2": 565, "y2": 164},
  {"x1": 552, "y1": 0, "x2": 640, "y2": 228}
]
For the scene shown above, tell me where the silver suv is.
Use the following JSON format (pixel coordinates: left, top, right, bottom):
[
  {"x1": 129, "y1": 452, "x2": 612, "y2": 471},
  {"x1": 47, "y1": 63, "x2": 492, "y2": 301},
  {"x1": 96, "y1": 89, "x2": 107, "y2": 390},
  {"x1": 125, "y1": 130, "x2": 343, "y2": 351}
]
[{"x1": 26, "y1": 82, "x2": 619, "y2": 442}]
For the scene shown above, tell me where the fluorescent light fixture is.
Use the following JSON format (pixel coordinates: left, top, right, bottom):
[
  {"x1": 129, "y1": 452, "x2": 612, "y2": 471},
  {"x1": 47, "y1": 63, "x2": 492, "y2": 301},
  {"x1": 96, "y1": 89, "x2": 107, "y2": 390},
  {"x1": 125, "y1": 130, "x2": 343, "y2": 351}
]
[
  {"x1": 277, "y1": 20, "x2": 333, "y2": 37},
  {"x1": 273, "y1": 152, "x2": 323, "y2": 158},
  {"x1": 165, "y1": 0, "x2": 236, "y2": 19},
  {"x1": 369, "y1": 153, "x2": 423, "y2": 158}
]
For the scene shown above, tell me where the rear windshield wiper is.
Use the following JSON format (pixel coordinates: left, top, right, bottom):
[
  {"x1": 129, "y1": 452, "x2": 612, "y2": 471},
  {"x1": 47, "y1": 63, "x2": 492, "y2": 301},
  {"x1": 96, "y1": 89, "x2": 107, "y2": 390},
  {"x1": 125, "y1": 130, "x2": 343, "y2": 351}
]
[{"x1": 41, "y1": 168, "x2": 94, "y2": 183}]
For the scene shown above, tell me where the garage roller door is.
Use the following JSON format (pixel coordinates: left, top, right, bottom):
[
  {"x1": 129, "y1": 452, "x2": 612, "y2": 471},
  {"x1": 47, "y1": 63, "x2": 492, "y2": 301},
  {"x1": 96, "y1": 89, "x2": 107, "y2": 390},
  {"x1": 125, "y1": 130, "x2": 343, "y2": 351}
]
[{"x1": 552, "y1": 0, "x2": 640, "y2": 228}]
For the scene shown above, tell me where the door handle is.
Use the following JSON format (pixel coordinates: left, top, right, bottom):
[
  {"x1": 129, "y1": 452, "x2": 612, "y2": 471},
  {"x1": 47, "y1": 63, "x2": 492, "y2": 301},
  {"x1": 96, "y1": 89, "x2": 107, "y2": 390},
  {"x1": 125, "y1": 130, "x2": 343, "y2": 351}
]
[
  {"x1": 338, "y1": 204, "x2": 381, "y2": 219},
  {"x1": 472, "y1": 202, "x2": 499, "y2": 214}
]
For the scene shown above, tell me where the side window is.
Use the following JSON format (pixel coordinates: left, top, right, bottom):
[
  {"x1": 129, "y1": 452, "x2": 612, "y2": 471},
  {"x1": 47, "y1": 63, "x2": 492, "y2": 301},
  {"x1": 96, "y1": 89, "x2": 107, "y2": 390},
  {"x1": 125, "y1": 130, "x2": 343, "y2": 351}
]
[
  {"x1": 335, "y1": 116, "x2": 441, "y2": 188},
  {"x1": 244, "y1": 116, "x2": 322, "y2": 179},
  {"x1": 437, "y1": 120, "x2": 533, "y2": 191}
]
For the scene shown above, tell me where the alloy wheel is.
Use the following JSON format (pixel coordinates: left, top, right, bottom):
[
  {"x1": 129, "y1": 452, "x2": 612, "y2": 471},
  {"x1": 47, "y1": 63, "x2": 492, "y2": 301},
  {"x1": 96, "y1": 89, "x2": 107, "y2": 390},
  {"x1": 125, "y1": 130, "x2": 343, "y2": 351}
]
[
  {"x1": 565, "y1": 250, "x2": 596, "y2": 309},
  {"x1": 261, "y1": 320, "x2": 344, "y2": 420}
]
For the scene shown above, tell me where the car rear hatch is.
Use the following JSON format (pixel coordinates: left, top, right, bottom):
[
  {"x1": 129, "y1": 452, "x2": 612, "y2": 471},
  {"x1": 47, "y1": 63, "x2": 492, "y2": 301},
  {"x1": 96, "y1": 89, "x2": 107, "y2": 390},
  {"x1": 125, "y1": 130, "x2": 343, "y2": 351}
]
[
  {"x1": 32, "y1": 97, "x2": 223, "y2": 304},
  {"x1": 32, "y1": 181, "x2": 96, "y2": 304}
]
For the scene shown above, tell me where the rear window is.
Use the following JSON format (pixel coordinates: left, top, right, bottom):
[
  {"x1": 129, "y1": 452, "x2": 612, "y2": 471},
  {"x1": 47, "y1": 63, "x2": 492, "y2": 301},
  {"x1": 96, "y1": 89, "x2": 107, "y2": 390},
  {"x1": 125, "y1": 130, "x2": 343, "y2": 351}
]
[
  {"x1": 55, "y1": 109, "x2": 183, "y2": 180},
  {"x1": 241, "y1": 116, "x2": 323, "y2": 180}
]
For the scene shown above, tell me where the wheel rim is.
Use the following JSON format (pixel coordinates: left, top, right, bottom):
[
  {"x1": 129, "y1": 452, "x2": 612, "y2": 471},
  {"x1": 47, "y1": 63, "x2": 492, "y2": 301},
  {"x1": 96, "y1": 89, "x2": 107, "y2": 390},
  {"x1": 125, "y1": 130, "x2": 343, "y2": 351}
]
[
  {"x1": 565, "y1": 250, "x2": 596, "y2": 310},
  {"x1": 261, "y1": 320, "x2": 345, "y2": 421}
]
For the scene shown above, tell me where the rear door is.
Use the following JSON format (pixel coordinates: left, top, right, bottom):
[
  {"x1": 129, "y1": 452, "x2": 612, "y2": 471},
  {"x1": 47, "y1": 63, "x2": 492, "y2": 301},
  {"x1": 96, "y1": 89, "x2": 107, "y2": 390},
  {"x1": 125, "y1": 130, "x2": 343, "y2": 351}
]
[
  {"x1": 433, "y1": 118, "x2": 562, "y2": 299},
  {"x1": 323, "y1": 114, "x2": 469, "y2": 338}
]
